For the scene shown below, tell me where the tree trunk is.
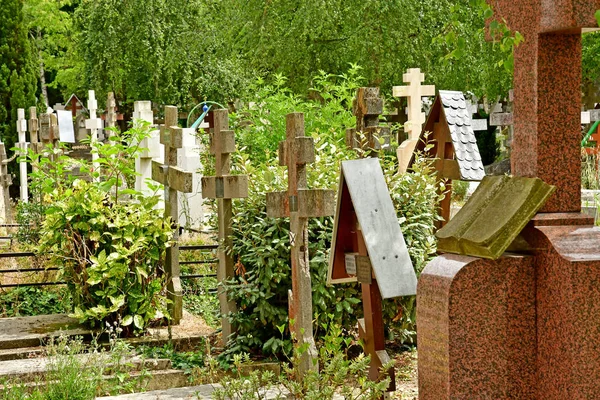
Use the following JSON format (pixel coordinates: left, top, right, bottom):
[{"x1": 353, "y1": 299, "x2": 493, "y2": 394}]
[{"x1": 37, "y1": 28, "x2": 48, "y2": 109}]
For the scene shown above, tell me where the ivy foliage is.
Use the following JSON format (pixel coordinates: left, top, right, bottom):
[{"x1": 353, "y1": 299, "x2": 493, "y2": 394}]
[
  {"x1": 204, "y1": 70, "x2": 442, "y2": 358},
  {"x1": 25, "y1": 122, "x2": 173, "y2": 332}
]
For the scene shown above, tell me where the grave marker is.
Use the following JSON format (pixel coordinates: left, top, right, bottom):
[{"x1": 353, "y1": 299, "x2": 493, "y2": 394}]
[
  {"x1": 345, "y1": 87, "x2": 390, "y2": 154},
  {"x1": 85, "y1": 90, "x2": 101, "y2": 178},
  {"x1": 393, "y1": 68, "x2": 435, "y2": 172},
  {"x1": 133, "y1": 101, "x2": 162, "y2": 196},
  {"x1": 106, "y1": 92, "x2": 117, "y2": 132},
  {"x1": 201, "y1": 109, "x2": 248, "y2": 345},
  {"x1": 328, "y1": 158, "x2": 417, "y2": 396},
  {"x1": 151, "y1": 105, "x2": 194, "y2": 324},
  {"x1": 266, "y1": 112, "x2": 335, "y2": 375},
  {"x1": 417, "y1": 2, "x2": 600, "y2": 399},
  {"x1": 16, "y1": 109, "x2": 28, "y2": 203}
]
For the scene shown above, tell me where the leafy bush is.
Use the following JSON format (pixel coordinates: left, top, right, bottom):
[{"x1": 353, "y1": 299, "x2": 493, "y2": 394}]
[
  {"x1": 0, "y1": 286, "x2": 71, "y2": 317},
  {"x1": 204, "y1": 70, "x2": 441, "y2": 359},
  {"x1": 25, "y1": 122, "x2": 173, "y2": 331}
]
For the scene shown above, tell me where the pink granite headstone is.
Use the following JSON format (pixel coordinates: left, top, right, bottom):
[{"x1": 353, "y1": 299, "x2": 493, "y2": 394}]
[{"x1": 417, "y1": 1, "x2": 600, "y2": 399}]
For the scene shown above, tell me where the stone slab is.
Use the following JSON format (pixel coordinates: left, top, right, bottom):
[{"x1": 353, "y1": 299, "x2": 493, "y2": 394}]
[
  {"x1": 437, "y1": 175, "x2": 555, "y2": 259},
  {"x1": 0, "y1": 310, "x2": 213, "y2": 351}
]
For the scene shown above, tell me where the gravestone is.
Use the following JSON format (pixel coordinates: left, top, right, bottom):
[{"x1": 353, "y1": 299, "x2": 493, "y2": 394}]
[
  {"x1": 201, "y1": 109, "x2": 248, "y2": 345},
  {"x1": 393, "y1": 68, "x2": 435, "y2": 173},
  {"x1": 417, "y1": 2, "x2": 600, "y2": 399},
  {"x1": 266, "y1": 112, "x2": 335, "y2": 375},
  {"x1": 133, "y1": 101, "x2": 162, "y2": 197},
  {"x1": 345, "y1": 87, "x2": 390, "y2": 154},
  {"x1": 16, "y1": 109, "x2": 28, "y2": 203},
  {"x1": 328, "y1": 157, "x2": 417, "y2": 397},
  {"x1": 151, "y1": 105, "x2": 194, "y2": 324}
]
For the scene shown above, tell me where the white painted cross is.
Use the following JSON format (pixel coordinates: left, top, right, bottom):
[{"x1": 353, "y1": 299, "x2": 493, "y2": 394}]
[
  {"x1": 133, "y1": 101, "x2": 162, "y2": 197},
  {"x1": 16, "y1": 109, "x2": 28, "y2": 203},
  {"x1": 393, "y1": 68, "x2": 436, "y2": 173},
  {"x1": 85, "y1": 90, "x2": 102, "y2": 179}
]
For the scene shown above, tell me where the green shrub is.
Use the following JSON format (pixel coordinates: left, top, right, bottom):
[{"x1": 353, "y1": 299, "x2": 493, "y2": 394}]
[
  {"x1": 25, "y1": 122, "x2": 173, "y2": 331},
  {"x1": 204, "y1": 71, "x2": 442, "y2": 360},
  {"x1": 0, "y1": 286, "x2": 71, "y2": 317}
]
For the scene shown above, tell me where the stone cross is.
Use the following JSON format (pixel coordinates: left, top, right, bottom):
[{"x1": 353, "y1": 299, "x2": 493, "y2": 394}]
[
  {"x1": 106, "y1": 92, "x2": 118, "y2": 134},
  {"x1": 16, "y1": 108, "x2": 28, "y2": 203},
  {"x1": 346, "y1": 87, "x2": 390, "y2": 154},
  {"x1": 85, "y1": 90, "x2": 101, "y2": 177},
  {"x1": 393, "y1": 68, "x2": 435, "y2": 172},
  {"x1": 151, "y1": 105, "x2": 194, "y2": 324},
  {"x1": 489, "y1": 90, "x2": 514, "y2": 154},
  {"x1": 201, "y1": 109, "x2": 248, "y2": 346},
  {"x1": 133, "y1": 101, "x2": 162, "y2": 197},
  {"x1": 417, "y1": 3, "x2": 600, "y2": 399},
  {"x1": 266, "y1": 113, "x2": 335, "y2": 375}
]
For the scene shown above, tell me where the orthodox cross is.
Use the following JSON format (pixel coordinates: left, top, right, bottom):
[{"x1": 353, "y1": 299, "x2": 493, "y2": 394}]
[
  {"x1": 393, "y1": 68, "x2": 435, "y2": 173},
  {"x1": 201, "y1": 109, "x2": 248, "y2": 346},
  {"x1": 266, "y1": 112, "x2": 335, "y2": 375},
  {"x1": 151, "y1": 105, "x2": 194, "y2": 324},
  {"x1": 16, "y1": 108, "x2": 28, "y2": 202}
]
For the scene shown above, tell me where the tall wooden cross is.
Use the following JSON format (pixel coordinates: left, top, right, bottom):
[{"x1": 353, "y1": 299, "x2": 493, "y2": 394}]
[
  {"x1": 151, "y1": 105, "x2": 194, "y2": 324},
  {"x1": 16, "y1": 108, "x2": 28, "y2": 203},
  {"x1": 393, "y1": 68, "x2": 435, "y2": 173},
  {"x1": 266, "y1": 113, "x2": 335, "y2": 375},
  {"x1": 201, "y1": 109, "x2": 248, "y2": 346}
]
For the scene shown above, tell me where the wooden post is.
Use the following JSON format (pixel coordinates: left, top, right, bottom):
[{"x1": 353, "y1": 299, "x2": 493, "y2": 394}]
[
  {"x1": 151, "y1": 105, "x2": 194, "y2": 324},
  {"x1": 16, "y1": 109, "x2": 28, "y2": 203},
  {"x1": 266, "y1": 112, "x2": 335, "y2": 376},
  {"x1": 201, "y1": 109, "x2": 248, "y2": 346},
  {"x1": 393, "y1": 69, "x2": 435, "y2": 173}
]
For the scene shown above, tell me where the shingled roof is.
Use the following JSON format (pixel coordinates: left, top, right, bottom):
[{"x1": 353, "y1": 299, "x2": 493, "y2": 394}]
[
  {"x1": 440, "y1": 91, "x2": 485, "y2": 180},
  {"x1": 412, "y1": 90, "x2": 485, "y2": 181}
]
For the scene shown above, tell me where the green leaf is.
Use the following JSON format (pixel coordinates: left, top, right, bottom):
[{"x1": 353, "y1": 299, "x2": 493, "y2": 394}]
[
  {"x1": 122, "y1": 315, "x2": 133, "y2": 326},
  {"x1": 133, "y1": 314, "x2": 144, "y2": 330}
]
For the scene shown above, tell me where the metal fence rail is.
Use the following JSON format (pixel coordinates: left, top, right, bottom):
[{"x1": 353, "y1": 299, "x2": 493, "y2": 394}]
[{"x1": 0, "y1": 243, "x2": 219, "y2": 289}]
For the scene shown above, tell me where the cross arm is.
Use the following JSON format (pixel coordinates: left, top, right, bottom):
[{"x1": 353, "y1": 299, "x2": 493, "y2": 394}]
[
  {"x1": 202, "y1": 175, "x2": 248, "y2": 199},
  {"x1": 160, "y1": 126, "x2": 183, "y2": 148},
  {"x1": 151, "y1": 161, "x2": 193, "y2": 193},
  {"x1": 266, "y1": 189, "x2": 335, "y2": 218},
  {"x1": 278, "y1": 137, "x2": 315, "y2": 167}
]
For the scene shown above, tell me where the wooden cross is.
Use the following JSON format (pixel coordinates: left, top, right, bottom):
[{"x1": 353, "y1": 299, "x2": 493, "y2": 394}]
[
  {"x1": 346, "y1": 87, "x2": 390, "y2": 154},
  {"x1": 85, "y1": 90, "x2": 101, "y2": 178},
  {"x1": 393, "y1": 68, "x2": 435, "y2": 173},
  {"x1": 16, "y1": 109, "x2": 28, "y2": 203},
  {"x1": 151, "y1": 105, "x2": 194, "y2": 324},
  {"x1": 266, "y1": 112, "x2": 335, "y2": 375},
  {"x1": 201, "y1": 109, "x2": 248, "y2": 346}
]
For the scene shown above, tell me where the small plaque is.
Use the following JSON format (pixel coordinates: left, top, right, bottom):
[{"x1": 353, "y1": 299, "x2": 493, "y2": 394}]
[
  {"x1": 356, "y1": 255, "x2": 372, "y2": 284},
  {"x1": 344, "y1": 253, "x2": 357, "y2": 275}
]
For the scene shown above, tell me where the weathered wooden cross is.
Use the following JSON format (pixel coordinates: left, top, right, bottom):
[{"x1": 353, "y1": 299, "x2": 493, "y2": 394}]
[
  {"x1": 201, "y1": 109, "x2": 248, "y2": 346},
  {"x1": 393, "y1": 68, "x2": 435, "y2": 173},
  {"x1": 266, "y1": 112, "x2": 335, "y2": 375},
  {"x1": 345, "y1": 87, "x2": 390, "y2": 154},
  {"x1": 151, "y1": 105, "x2": 194, "y2": 324}
]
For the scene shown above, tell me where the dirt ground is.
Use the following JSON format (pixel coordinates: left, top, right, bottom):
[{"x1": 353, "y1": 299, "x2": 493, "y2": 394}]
[{"x1": 393, "y1": 348, "x2": 418, "y2": 399}]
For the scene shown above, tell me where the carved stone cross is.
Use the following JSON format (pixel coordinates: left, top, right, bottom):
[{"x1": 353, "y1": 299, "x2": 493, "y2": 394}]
[
  {"x1": 393, "y1": 68, "x2": 435, "y2": 172},
  {"x1": 266, "y1": 112, "x2": 335, "y2": 375},
  {"x1": 151, "y1": 105, "x2": 194, "y2": 324},
  {"x1": 201, "y1": 109, "x2": 248, "y2": 345}
]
